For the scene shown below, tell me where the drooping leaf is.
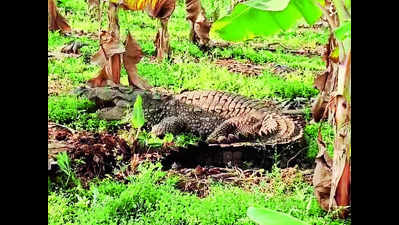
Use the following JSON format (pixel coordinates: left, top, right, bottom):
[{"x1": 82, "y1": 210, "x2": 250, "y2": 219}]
[
  {"x1": 108, "y1": 2, "x2": 121, "y2": 36},
  {"x1": 247, "y1": 207, "x2": 308, "y2": 225},
  {"x1": 154, "y1": 20, "x2": 171, "y2": 60},
  {"x1": 313, "y1": 130, "x2": 336, "y2": 211},
  {"x1": 89, "y1": 31, "x2": 125, "y2": 87},
  {"x1": 132, "y1": 95, "x2": 146, "y2": 129},
  {"x1": 211, "y1": 0, "x2": 322, "y2": 42},
  {"x1": 185, "y1": 0, "x2": 211, "y2": 45},
  {"x1": 48, "y1": 0, "x2": 71, "y2": 33},
  {"x1": 123, "y1": 32, "x2": 152, "y2": 89},
  {"x1": 151, "y1": 0, "x2": 176, "y2": 20},
  {"x1": 334, "y1": 20, "x2": 351, "y2": 41},
  {"x1": 87, "y1": 0, "x2": 101, "y2": 20},
  {"x1": 91, "y1": 31, "x2": 125, "y2": 67}
]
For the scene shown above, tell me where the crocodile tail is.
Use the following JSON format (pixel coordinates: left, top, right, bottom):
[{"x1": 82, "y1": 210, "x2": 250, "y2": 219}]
[{"x1": 260, "y1": 113, "x2": 304, "y2": 145}]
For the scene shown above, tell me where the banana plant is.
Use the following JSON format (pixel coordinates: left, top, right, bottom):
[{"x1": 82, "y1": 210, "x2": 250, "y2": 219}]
[
  {"x1": 185, "y1": 0, "x2": 212, "y2": 46},
  {"x1": 88, "y1": 0, "x2": 173, "y2": 88},
  {"x1": 211, "y1": 0, "x2": 351, "y2": 218},
  {"x1": 109, "y1": 0, "x2": 176, "y2": 60}
]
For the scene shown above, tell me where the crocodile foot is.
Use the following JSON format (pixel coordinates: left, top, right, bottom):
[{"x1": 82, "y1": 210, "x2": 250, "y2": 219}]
[
  {"x1": 206, "y1": 134, "x2": 240, "y2": 144},
  {"x1": 151, "y1": 116, "x2": 187, "y2": 137}
]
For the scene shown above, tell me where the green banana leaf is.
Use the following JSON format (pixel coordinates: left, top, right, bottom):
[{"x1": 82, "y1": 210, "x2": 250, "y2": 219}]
[
  {"x1": 210, "y1": 0, "x2": 323, "y2": 42},
  {"x1": 334, "y1": 20, "x2": 351, "y2": 41},
  {"x1": 247, "y1": 207, "x2": 309, "y2": 225}
]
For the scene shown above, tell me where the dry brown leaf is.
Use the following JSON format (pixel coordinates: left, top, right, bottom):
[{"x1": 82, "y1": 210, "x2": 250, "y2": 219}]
[
  {"x1": 313, "y1": 129, "x2": 336, "y2": 211},
  {"x1": 313, "y1": 72, "x2": 328, "y2": 92},
  {"x1": 123, "y1": 32, "x2": 144, "y2": 64},
  {"x1": 48, "y1": 0, "x2": 71, "y2": 33},
  {"x1": 87, "y1": 0, "x2": 101, "y2": 20},
  {"x1": 123, "y1": 32, "x2": 152, "y2": 89},
  {"x1": 335, "y1": 160, "x2": 350, "y2": 218},
  {"x1": 151, "y1": 0, "x2": 176, "y2": 20},
  {"x1": 89, "y1": 31, "x2": 125, "y2": 87},
  {"x1": 108, "y1": 3, "x2": 120, "y2": 36},
  {"x1": 330, "y1": 95, "x2": 351, "y2": 217},
  {"x1": 130, "y1": 154, "x2": 140, "y2": 173},
  {"x1": 150, "y1": 0, "x2": 176, "y2": 60},
  {"x1": 185, "y1": 0, "x2": 211, "y2": 46},
  {"x1": 113, "y1": 0, "x2": 175, "y2": 60},
  {"x1": 88, "y1": 67, "x2": 109, "y2": 87},
  {"x1": 311, "y1": 95, "x2": 328, "y2": 122},
  {"x1": 311, "y1": 34, "x2": 339, "y2": 123},
  {"x1": 154, "y1": 20, "x2": 170, "y2": 60}
]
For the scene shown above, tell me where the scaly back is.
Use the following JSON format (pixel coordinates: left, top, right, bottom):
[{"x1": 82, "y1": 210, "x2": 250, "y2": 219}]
[{"x1": 172, "y1": 91, "x2": 304, "y2": 145}]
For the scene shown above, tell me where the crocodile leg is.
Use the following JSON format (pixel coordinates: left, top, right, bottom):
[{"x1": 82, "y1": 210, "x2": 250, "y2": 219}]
[
  {"x1": 151, "y1": 116, "x2": 187, "y2": 137},
  {"x1": 206, "y1": 118, "x2": 242, "y2": 144},
  {"x1": 206, "y1": 112, "x2": 267, "y2": 144}
]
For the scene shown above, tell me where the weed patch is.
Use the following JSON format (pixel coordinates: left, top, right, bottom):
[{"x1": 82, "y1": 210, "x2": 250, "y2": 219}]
[
  {"x1": 304, "y1": 122, "x2": 335, "y2": 159},
  {"x1": 138, "y1": 59, "x2": 318, "y2": 99},
  {"x1": 48, "y1": 95, "x2": 123, "y2": 132},
  {"x1": 48, "y1": 163, "x2": 349, "y2": 225}
]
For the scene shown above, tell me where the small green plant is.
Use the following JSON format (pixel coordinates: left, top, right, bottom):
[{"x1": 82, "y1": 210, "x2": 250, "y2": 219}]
[
  {"x1": 127, "y1": 95, "x2": 147, "y2": 146},
  {"x1": 174, "y1": 133, "x2": 200, "y2": 147},
  {"x1": 56, "y1": 152, "x2": 79, "y2": 187},
  {"x1": 132, "y1": 95, "x2": 146, "y2": 129},
  {"x1": 138, "y1": 130, "x2": 200, "y2": 149}
]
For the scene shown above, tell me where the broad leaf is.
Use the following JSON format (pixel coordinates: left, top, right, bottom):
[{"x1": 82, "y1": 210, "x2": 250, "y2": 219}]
[
  {"x1": 247, "y1": 207, "x2": 308, "y2": 225},
  {"x1": 334, "y1": 21, "x2": 351, "y2": 41},
  {"x1": 244, "y1": 0, "x2": 290, "y2": 11},
  {"x1": 211, "y1": 0, "x2": 322, "y2": 42},
  {"x1": 344, "y1": 0, "x2": 351, "y2": 11},
  {"x1": 132, "y1": 95, "x2": 146, "y2": 129},
  {"x1": 123, "y1": 32, "x2": 152, "y2": 89}
]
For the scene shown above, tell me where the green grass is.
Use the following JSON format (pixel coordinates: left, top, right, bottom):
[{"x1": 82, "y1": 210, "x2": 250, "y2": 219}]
[
  {"x1": 49, "y1": 163, "x2": 348, "y2": 225},
  {"x1": 304, "y1": 122, "x2": 335, "y2": 159},
  {"x1": 48, "y1": 95, "x2": 122, "y2": 131},
  {"x1": 137, "y1": 58, "x2": 318, "y2": 100}
]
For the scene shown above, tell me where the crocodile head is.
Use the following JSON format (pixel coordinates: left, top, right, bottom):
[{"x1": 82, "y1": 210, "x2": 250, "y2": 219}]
[{"x1": 74, "y1": 84, "x2": 163, "y2": 120}]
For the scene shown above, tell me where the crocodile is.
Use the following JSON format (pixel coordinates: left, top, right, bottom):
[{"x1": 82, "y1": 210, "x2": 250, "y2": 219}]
[{"x1": 75, "y1": 83, "x2": 304, "y2": 147}]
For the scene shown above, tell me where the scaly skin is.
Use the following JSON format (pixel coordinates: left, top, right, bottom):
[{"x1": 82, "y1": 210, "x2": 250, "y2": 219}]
[{"x1": 76, "y1": 85, "x2": 304, "y2": 145}]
